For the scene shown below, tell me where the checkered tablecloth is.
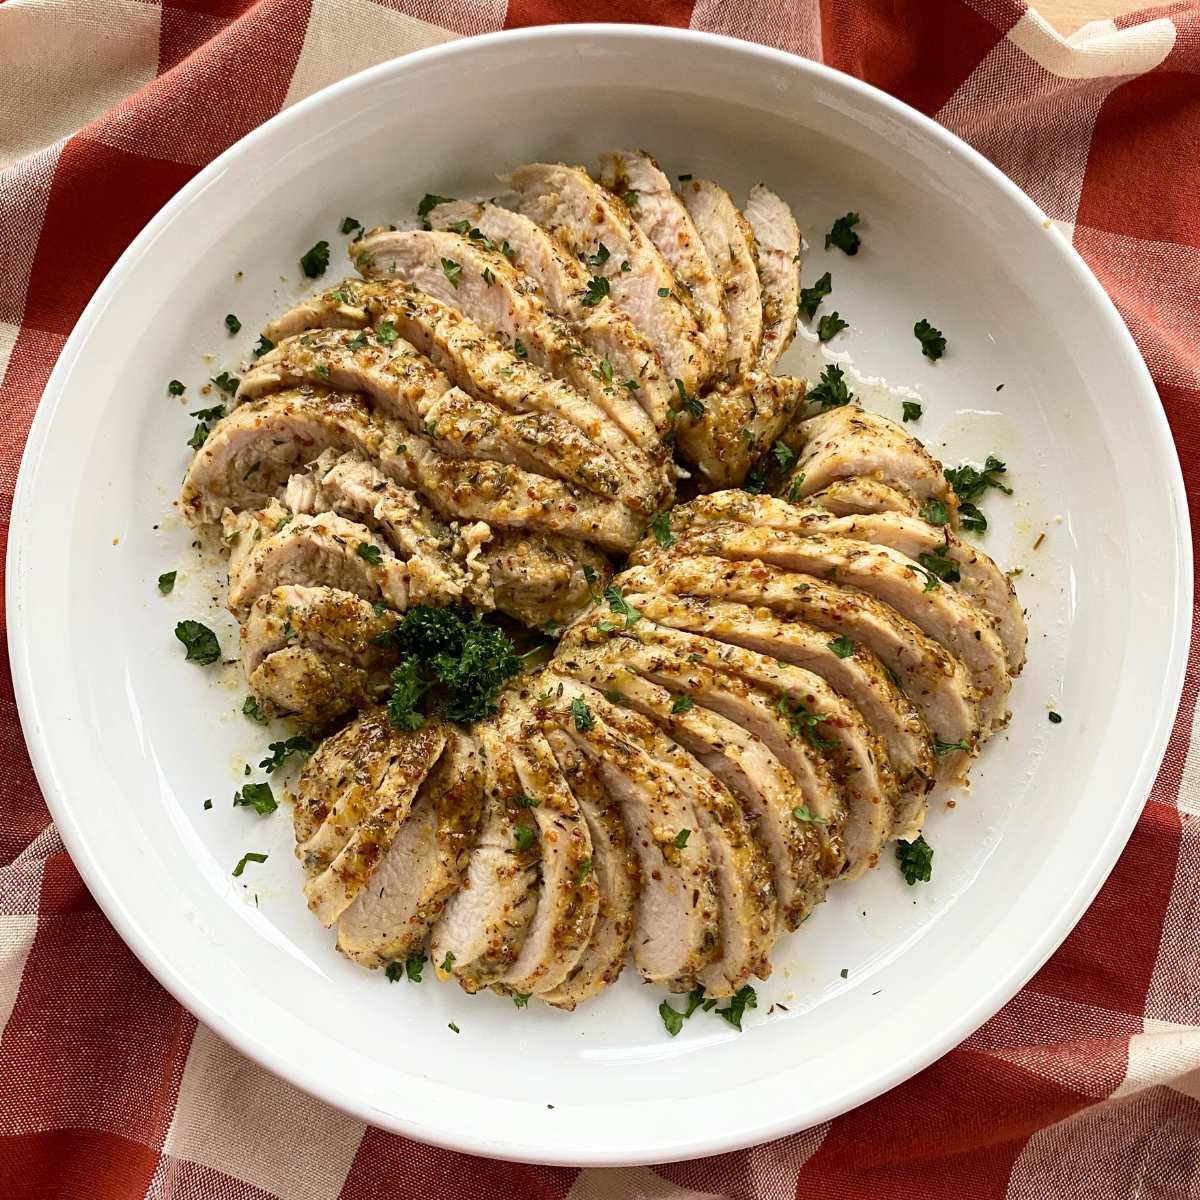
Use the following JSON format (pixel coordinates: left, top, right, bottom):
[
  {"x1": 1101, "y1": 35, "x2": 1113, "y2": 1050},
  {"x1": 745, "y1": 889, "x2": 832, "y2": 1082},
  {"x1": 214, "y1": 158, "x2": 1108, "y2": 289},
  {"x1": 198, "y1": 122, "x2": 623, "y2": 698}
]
[{"x1": 2, "y1": 2, "x2": 1199, "y2": 1196}]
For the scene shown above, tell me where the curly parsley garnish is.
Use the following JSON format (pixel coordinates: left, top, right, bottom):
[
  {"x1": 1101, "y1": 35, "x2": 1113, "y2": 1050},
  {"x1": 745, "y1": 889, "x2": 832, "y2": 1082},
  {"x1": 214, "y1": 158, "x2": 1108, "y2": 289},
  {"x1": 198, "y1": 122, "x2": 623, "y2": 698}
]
[
  {"x1": 825, "y1": 212, "x2": 861, "y2": 255},
  {"x1": 817, "y1": 311, "x2": 848, "y2": 342},
  {"x1": 896, "y1": 835, "x2": 933, "y2": 885},
  {"x1": 570, "y1": 697, "x2": 595, "y2": 732},
  {"x1": 807, "y1": 363, "x2": 853, "y2": 409},
  {"x1": 914, "y1": 318, "x2": 946, "y2": 360},
  {"x1": 174, "y1": 620, "x2": 220, "y2": 665},
  {"x1": 799, "y1": 271, "x2": 832, "y2": 320},
  {"x1": 224, "y1": 313, "x2": 241, "y2": 336},
  {"x1": 902, "y1": 400, "x2": 922, "y2": 422},
  {"x1": 233, "y1": 782, "x2": 277, "y2": 815},
  {"x1": 580, "y1": 275, "x2": 610, "y2": 307},
  {"x1": 651, "y1": 510, "x2": 676, "y2": 548},
  {"x1": 300, "y1": 240, "x2": 330, "y2": 278}
]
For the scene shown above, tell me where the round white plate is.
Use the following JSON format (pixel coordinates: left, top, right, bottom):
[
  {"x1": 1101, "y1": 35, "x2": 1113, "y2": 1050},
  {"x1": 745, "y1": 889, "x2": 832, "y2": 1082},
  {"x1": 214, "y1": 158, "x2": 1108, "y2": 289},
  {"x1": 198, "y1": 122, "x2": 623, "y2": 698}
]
[{"x1": 8, "y1": 25, "x2": 1190, "y2": 1165}]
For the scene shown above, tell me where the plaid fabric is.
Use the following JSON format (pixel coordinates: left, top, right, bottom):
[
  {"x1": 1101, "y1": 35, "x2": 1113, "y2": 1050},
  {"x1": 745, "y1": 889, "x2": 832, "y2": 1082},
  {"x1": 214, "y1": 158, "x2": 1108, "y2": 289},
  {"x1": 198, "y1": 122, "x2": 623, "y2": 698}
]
[{"x1": 2, "y1": 2, "x2": 1199, "y2": 1195}]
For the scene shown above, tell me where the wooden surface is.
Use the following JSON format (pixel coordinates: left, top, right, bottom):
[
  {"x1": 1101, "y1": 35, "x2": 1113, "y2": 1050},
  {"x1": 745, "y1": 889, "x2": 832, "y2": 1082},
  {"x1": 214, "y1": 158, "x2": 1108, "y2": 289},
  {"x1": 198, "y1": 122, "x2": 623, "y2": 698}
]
[{"x1": 1034, "y1": 0, "x2": 1155, "y2": 33}]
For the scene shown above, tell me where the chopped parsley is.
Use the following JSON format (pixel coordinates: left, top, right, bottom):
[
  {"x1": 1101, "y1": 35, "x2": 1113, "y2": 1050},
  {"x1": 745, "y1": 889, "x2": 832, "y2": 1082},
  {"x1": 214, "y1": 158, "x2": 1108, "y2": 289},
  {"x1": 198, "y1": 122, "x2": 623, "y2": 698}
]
[
  {"x1": 233, "y1": 782, "x2": 277, "y2": 815},
  {"x1": 481, "y1": 266, "x2": 495, "y2": 287},
  {"x1": 825, "y1": 213, "x2": 861, "y2": 255},
  {"x1": 586, "y1": 244, "x2": 611, "y2": 268},
  {"x1": 224, "y1": 313, "x2": 241, "y2": 336},
  {"x1": 827, "y1": 634, "x2": 855, "y2": 658},
  {"x1": 211, "y1": 371, "x2": 239, "y2": 394},
  {"x1": 203, "y1": 799, "x2": 213, "y2": 810},
  {"x1": 340, "y1": 216, "x2": 363, "y2": 236},
  {"x1": 896, "y1": 835, "x2": 933, "y2": 885},
  {"x1": 771, "y1": 440, "x2": 798, "y2": 471},
  {"x1": 620, "y1": 189, "x2": 638, "y2": 208},
  {"x1": 385, "y1": 659, "x2": 428, "y2": 731},
  {"x1": 513, "y1": 824, "x2": 537, "y2": 853},
  {"x1": 259, "y1": 735, "x2": 315, "y2": 774},
  {"x1": 253, "y1": 335, "x2": 274, "y2": 358},
  {"x1": 817, "y1": 311, "x2": 848, "y2": 342},
  {"x1": 799, "y1": 271, "x2": 832, "y2": 320},
  {"x1": 570, "y1": 697, "x2": 594, "y2": 732},
  {"x1": 919, "y1": 499, "x2": 949, "y2": 526},
  {"x1": 300, "y1": 240, "x2": 330, "y2": 278},
  {"x1": 347, "y1": 331, "x2": 368, "y2": 351},
  {"x1": 1048, "y1": 711, "x2": 1063, "y2": 724},
  {"x1": 417, "y1": 193, "x2": 454, "y2": 223},
  {"x1": 657, "y1": 286, "x2": 671, "y2": 298},
  {"x1": 581, "y1": 275, "x2": 610, "y2": 307},
  {"x1": 917, "y1": 543, "x2": 960, "y2": 589},
  {"x1": 933, "y1": 738, "x2": 970, "y2": 756},
  {"x1": 777, "y1": 695, "x2": 833, "y2": 749},
  {"x1": 787, "y1": 472, "x2": 807, "y2": 503},
  {"x1": 807, "y1": 363, "x2": 852, "y2": 409},
  {"x1": 448, "y1": 1022, "x2": 460, "y2": 1034},
  {"x1": 945, "y1": 456, "x2": 1012, "y2": 503},
  {"x1": 902, "y1": 400, "x2": 922, "y2": 422},
  {"x1": 672, "y1": 828, "x2": 691, "y2": 849},
  {"x1": 582, "y1": 564, "x2": 598, "y2": 588},
  {"x1": 512, "y1": 991, "x2": 532, "y2": 1008},
  {"x1": 792, "y1": 805, "x2": 828, "y2": 825},
  {"x1": 914, "y1": 318, "x2": 946, "y2": 360},
  {"x1": 375, "y1": 319, "x2": 399, "y2": 345},
  {"x1": 174, "y1": 620, "x2": 220, "y2": 664},
  {"x1": 513, "y1": 793, "x2": 541, "y2": 808},
  {"x1": 513, "y1": 338, "x2": 528, "y2": 359},
  {"x1": 651, "y1": 510, "x2": 676, "y2": 547},
  {"x1": 157, "y1": 570, "x2": 176, "y2": 595},
  {"x1": 659, "y1": 999, "x2": 685, "y2": 1037},
  {"x1": 675, "y1": 378, "x2": 704, "y2": 420},
  {"x1": 440, "y1": 951, "x2": 456, "y2": 973},
  {"x1": 717, "y1": 985, "x2": 757, "y2": 1031},
  {"x1": 187, "y1": 402, "x2": 225, "y2": 449},
  {"x1": 440, "y1": 257, "x2": 462, "y2": 288},
  {"x1": 603, "y1": 584, "x2": 641, "y2": 627},
  {"x1": 168, "y1": 379, "x2": 185, "y2": 395},
  {"x1": 594, "y1": 355, "x2": 614, "y2": 384},
  {"x1": 671, "y1": 694, "x2": 694, "y2": 714},
  {"x1": 958, "y1": 502, "x2": 987, "y2": 533},
  {"x1": 232, "y1": 851, "x2": 268, "y2": 877},
  {"x1": 242, "y1": 695, "x2": 268, "y2": 724},
  {"x1": 577, "y1": 857, "x2": 592, "y2": 884},
  {"x1": 356, "y1": 542, "x2": 383, "y2": 566},
  {"x1": 448, "y1": 219, "x2": 471, "y2": 235}
]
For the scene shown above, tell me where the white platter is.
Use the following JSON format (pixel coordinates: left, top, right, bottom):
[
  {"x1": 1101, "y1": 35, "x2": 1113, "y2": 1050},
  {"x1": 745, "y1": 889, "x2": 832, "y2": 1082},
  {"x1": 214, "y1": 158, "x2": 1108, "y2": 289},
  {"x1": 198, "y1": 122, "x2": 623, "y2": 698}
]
[{"x1": 8, "y1": 25, "x2": 1190, "y2": 1165}]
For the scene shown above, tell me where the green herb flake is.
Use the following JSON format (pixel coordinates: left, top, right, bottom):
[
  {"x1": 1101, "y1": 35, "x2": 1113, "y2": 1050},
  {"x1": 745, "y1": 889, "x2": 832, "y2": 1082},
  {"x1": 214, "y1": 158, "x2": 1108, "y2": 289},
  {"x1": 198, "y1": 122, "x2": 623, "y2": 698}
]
[
  {"x1": 817, "y1": 311, "x2": 848, "y2": 342},
  {"x1": 659, "y1": 999, "x2": 685, "y2": 1037},
  {"x1": 513, "y1": 824, "x2": 537, "y2": 853},
  {"x1": 671, "y1": 694, "x2": 694, "y2": 715},
  {"x1": 375, "y1": 319, "x2": 399, "y2": 346},
  {"x1": 570, "y1": 697, "x2": 594, "y2": 732},
  {"x1": 914, "y1": 318, "x2": 946, "y2": 360},
  {"x1": 224, "y1": 313, "x2": 241, "y2": 336},
  {"x1": 440, "y1": 257, "x2": 462, "y2": 289},
  {"x1": 771, "y1": 440, "x2": 798, "y2": 471},
  {"x1": 174, "y1": 620, "x2": 220, "y2": 665},
  {"x1": 945, "y1": 456, "x2": 1012, "y2": 503},
  {"x1": 902, "y1": 400, "x2": 923, "y2": 422},
  {"x1": 919, "y1": 499, "x2": 949, "y2": 526},
  {"x1": 657, "y1": 286, "x2": 671, "y2": 298},
  {"x1": 577, "y1": 857, "x2": 592, "y2": 884},
  {"x1": 512, "y1": 991, "x2": 532, "y2": 1008},
  {"x1": 896, "y1": 835, "x2": 933, "y2": 885},
  {"x1": 827, "y1": 634, "x2": 855, "y2": 658},
  {"x1": 604, "y1": 584, "x2": 641, "y2": 628},
  {"x1": 168, "y1": 379, "x2": 185, "y2": 395},
  {"x1": 651, "y1": 510, "x2": 676, "y2": 548},
  {"x1": 259, "y1": 735, "x2": 315, "y2": 774},
  {"x1": 581, "y1": 275, "x2": 610, "y2": 307},
  {"x1": 1048, "y1": 711, "x2": 1063, "y2": 724},
  {"x1": 340, "y1": 216, "x2": 363, "y2": 236},
  {"x1": 717, "y1": 985, "x2": 757, "y2": 1031},
  {"x1": 933, "y1": 738, "x2": 971, "y2": 757},
  {"x1": 799, "y1": 271, "x2": 832, "y2": 320},
  {"x1": 157, "y1": 570, "x2": 177, "y2": 595},
  {"x1": 233, "y1": 782, "x2": 277, "y2": 815},
  {"x1": 481, "y1": 266, "x2": 495, "y2": 287},
  {"x1": 232, "y1": 851, "x2": 268, "y2": 878},
  {"x1": 300, "y1": 240, "x2": 330, "y2": 278},
  {"x1": 385, "y1": 658, "x2": 427, "y2": 731},
  {"x1": 675, "y1": 378, "x2": 704, "y2": 420},
  {"x1": 672, "y1": 828, "x2": 690, "y2": 849},
  {"x1": 918, "y1": 547, "x2": 961, "y2": 588},
  {"x1": 448, "y1": 1021, "x2": 460, "y2": 1034},
  {"x1": 513, "y1": 338, "x2": 528, "y2": 360},
  {"x1": 440, "y1": 951, "x2": 456, "y2": 972},
  {"x1": 356, "y1": 541, "x2": 383, "y2": 566},
  {"x1": 242, "y1": 695, "x2": 268, "y2": 724},
  {"x1": 808, "y1": 363, "x2": 852, "y2": 409},
  {"x1": 792, "y1": 805, "x2": 828, "y2": 825},
  {"x1": 203, "y1": 799, "x2": 213, "y2": 811},
  {"x1": 417, "y1": 193, "x2": 455, "y2": 221},
  {"x1": 825, "y1": 212, "x2": 861, "y2": 256},
  {"x1": 958, "y1": 502, "x2": 988, "y2": 533},
  {"x1": 620, "y1": 189, "x2": 638, "y2": 208},
  {"x1": 586, "y1": 243, "x2": 611, "y2": 268},
  {"x1": 211, "y1": 371, "x2": 240, "y2": 394},
  {"x1": 253, "y1": 335, "x2": 274, "y2": 358},
  {"x1": 777, "y1": 695, "x2": 834, "y2": 750},
  {"x1": 787, "y1": 472, "x2": 808, "y2": 503}
]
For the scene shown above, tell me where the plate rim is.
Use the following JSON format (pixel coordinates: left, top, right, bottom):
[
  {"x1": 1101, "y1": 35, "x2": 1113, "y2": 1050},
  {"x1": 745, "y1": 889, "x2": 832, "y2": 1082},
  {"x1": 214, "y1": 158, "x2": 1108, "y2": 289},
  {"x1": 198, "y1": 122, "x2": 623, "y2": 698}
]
[{"x1": 7, "y1": 22, "x2": 1192, "y2": 1165}]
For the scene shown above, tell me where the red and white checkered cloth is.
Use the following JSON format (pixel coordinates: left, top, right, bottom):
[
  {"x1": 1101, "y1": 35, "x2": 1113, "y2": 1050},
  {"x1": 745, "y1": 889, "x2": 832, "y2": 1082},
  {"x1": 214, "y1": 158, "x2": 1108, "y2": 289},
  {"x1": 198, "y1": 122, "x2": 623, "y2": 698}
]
[{"x1": 2, "y1": 1, "x2": 1199, "y2": 1195}]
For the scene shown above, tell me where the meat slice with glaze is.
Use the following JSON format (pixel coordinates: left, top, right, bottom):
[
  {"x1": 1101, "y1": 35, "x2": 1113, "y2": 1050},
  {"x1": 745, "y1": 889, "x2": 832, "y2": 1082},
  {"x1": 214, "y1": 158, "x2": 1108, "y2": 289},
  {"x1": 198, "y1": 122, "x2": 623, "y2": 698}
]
[
  {"x1": 743, "y1": 184, "x2": 802, "y2": 371},
  {"x1": 337, "y1": 730, "x2": 487, "y2": 969},
  {"x1": 596, "y1": 149, "x2": 729, "y2": 366},
  {"x1": 505, "y1": 162, "x2": 713, "y2": 396}
]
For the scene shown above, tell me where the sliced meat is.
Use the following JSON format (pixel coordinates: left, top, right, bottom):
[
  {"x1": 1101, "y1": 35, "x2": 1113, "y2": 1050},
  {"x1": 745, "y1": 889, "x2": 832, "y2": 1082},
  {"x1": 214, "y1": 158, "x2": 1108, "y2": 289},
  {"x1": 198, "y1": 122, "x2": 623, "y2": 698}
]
[
  {"x1": 537, "y1": 676, "x2": 720, "y2": 991},
  {"x1": 677, "y1": 373, "x2": 808, "y2": 490},
  {"x1": 351, "y1": 230, "x2": 664, "y2": 452},
  {"x1": 265, "y1": 278, "x2": 668, "y2": 498},
  {"x1": 180, "y1": 389, "x2": 383, "y2": 524},
  {"x1": 608, "y1": 587, "x2": 935, "y2": 803},
  {"x1": 499, "y1": 714, "x2": 600, "y2": 996},
  {"x1": 295, "y1": 714, "x2": 448, "y2": 926},
  {"x1": 337, "y1": 730, "x2": 487, "y2": 968},
  {"x1": 222, "y1": 505, "x2": 407, "y2": 619},
  {"x1": 539, "y1": 729, "x2": 639, "y2": 1009},
  {"x1": 806, "y1": 477, "x2": 922, "y2": 519},
  {"x1": 666, "y1": 494, "x2": 1026, "y2": 673},
  {"x1": 669, "y1": 525, "x2": 1011, "y2": 733},
  {"x1": 478, "y1": 530, "x2": 608, "y2": 630},
  {"x1": 785, "y1": 405, "x2": 958, "y2": 520},
  {"x1": 620, "y1": 553, "x2": 977, "y2": 791},
  {"x1": 241, "y1": 584, "x2": 397, "y2": 723},
  {"x1": 428, "y1": 199, "x2": 680, "y2": 440},
  {"x1": 375, "y1": 425, "x2": 644, "y2": 553},
  {"x1": 596, "y1": 149, "x2": 728, "y2": 364},
  {"x1": 679, "y1": 179, "x2": 762, "y2": 378},
  {"x1": 505, "y1": 163, "x2": 712, "y2": 395},
  {"x1": 743, "y1": 184, "x2": 801, "y2": 371},
  {"x1": 558, "y1": 635, "x2": 825, "y2": 926},
  {"x1": 429, "y1": 721, "x2": 540, "y2": 992}
]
